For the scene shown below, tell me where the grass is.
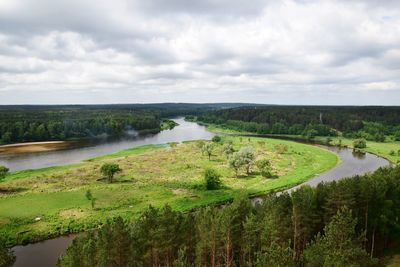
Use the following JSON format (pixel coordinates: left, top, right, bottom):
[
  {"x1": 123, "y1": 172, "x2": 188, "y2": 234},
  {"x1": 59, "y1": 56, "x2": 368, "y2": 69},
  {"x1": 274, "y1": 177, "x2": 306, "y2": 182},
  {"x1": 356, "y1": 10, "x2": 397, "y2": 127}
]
[
  {"x1": 0, "y1": 137, "x2": 338, "y2": 246},
  {"x1": 320, "y1": 137, "x2": 400, "y2": 163},
  {"x1": 206, "y1": 123, "x2": 400, "y2": 164}
]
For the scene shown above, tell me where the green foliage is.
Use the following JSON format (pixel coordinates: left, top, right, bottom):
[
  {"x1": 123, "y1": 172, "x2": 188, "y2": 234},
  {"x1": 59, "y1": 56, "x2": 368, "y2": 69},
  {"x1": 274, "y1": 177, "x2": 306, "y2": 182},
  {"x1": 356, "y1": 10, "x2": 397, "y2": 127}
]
[
  {"x1": 222, "y1": 142, "x2": 234, "y2": 158},
  {"x1": 274, "y1": 143, "x2": 288, "y2": 154},
  {"x1": 211, "y1": 135, "x2": 221, "y2": 143},
  {"x1": 228, "y1": 146, "x2": 256, "y2": 176},
  {"x1": 85, "y1": 190, "x2": 92, "y2": 201},
  {"x1": 58, "y1": 165, "x2": 400, "y2": 267},
  {"x1": 100, "y1": 163, "x2": 121, "y2": 183},
  {"x1": 229, "y1": 152, "x2": 244, "y2": 177},
  {"x1": 161, "y1": 119, "x2": 178, "y2": 130},
  {"x1": 197, "y1": 105, "x2": 400, "y2": 138},
  {"x1": 201, "y1": 142, "x2": 214, "y2": 160},
  {"x1": 0, "y1": 136, "x2": 338, "y2": 246},
  {"x1": 0, "y1": 238, "x2": 15, "y2": 267},
  {"x1": 254, "y1": 242, "x2": 295, "y2": 267},
  {"x1": 204, "y1": 168, "x2": 222, "y2": 190},
  {"x1": 237, "y1": 146, "x2": 255, "y2": 175},
  {"x1": 353, "y1": 139, "x2": 367, "y2": 149},
  {"x1": 304, "y1": 207, "x2": 376, "y2": 267},
  {"x1": 85, "y1": 190, "x2": 96, "y2": 209},
  {"x1": 0, "y1": 107, "x2": 162, "y2": 144},
  {"x1": 256, "y1": 158, "x2": 274, "y2": 178},
  {"x1": 0, "y1": 165, "x2": 9, "y2": 182}
]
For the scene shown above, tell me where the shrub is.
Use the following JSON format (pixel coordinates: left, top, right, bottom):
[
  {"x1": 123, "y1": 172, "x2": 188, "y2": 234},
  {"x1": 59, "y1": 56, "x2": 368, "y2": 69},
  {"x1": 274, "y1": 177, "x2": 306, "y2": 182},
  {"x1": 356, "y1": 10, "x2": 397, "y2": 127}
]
[
  {"x1": 353, "y1": 139, "x2": 367, "y2": 149},
  {"x1": 212, "y1": 136, "x2": 222, "y2": 143},
  {"x1": 204, "y1": 168, "x2": 222, "y2": 190},
  {"x1": 274, "y1": 144, "x2": 288, "y2": 154},
  {"x1": 256, "y1": 158, "x2": 273, "y2": 178},
  {"x1": 0, "y1": 165, "x2": 9, "y2": 182}
]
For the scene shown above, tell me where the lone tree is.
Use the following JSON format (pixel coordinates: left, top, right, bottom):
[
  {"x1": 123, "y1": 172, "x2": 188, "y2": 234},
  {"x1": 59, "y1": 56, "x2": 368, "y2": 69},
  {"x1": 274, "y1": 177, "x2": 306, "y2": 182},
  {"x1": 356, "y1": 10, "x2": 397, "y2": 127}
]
[
  {"x1": 256, "y1": 158, "x2": 273, "y2": 178},
  {"x1": 0, "y1": 165, "x2": 9, "y2": 182},
  {"x1": 100, "y1": 163, "x2": 121, "y2": 183},
  {"x1": 204, "y1": 168, "x2": 222, "y2": 190},
  {"x1": 202, "y1": 143, "x2": 214, "y2": 160},
  {"x1": 229, "y1": 153, "x2": 243, "y2": 177},
  {"x1": 222, "y1": 142, "x2": 234, "y2": 158},
  {"x1": 353, "y1": 139, "x2": 367, "y2": 149},
  {"x1": 237, "y1": 146, "x2": 255, "y2": 175}
]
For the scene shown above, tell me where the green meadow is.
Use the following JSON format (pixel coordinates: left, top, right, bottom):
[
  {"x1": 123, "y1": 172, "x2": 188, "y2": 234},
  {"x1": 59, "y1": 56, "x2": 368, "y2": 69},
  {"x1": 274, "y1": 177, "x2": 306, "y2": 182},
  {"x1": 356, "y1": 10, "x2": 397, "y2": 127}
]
[
  {"x1": 0, "y1": 136, "x2": 338, "y2": 246},
  {"x1": 206, "y1": 123, "x2": 400, "y2": 163}
]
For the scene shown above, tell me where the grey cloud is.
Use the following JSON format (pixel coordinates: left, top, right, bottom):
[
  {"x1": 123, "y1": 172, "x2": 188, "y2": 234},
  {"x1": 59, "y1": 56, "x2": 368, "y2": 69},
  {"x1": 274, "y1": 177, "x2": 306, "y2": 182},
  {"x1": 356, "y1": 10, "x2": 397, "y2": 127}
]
[{"x1": 0, "y1": 0, "x2": 399, "y2": 105}]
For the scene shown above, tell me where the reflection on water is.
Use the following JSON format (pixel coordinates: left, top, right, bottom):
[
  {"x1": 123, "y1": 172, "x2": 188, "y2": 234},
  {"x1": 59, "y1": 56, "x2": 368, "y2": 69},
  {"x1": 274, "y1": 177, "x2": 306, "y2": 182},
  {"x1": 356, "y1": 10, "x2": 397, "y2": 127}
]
[
  {"x1": 352, "y1": 149, "x2": 366, "y2": 159},
  {"x1": 0, "y1": 118, "x2": 215, "y2": 172}
]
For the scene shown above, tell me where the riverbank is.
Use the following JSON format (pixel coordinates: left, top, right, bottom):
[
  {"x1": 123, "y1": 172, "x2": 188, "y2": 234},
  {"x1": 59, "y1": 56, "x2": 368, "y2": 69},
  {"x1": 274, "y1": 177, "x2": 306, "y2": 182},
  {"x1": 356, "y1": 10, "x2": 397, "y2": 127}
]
[
  {"x1": 201, "y1": 122, "x2": 400, "y2": 164},
  {"x1": 0, "y1": 136, "x2": 337, "y2": 247},
  {"x1": 0, "y1": 141, "x2": 80, "y2": 155}
]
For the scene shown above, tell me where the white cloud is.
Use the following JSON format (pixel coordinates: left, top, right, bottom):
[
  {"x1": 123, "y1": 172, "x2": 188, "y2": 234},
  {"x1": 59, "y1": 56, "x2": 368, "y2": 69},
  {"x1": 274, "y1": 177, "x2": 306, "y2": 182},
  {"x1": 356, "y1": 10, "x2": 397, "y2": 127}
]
[{"x1": 0, "y1": 0, "x2": 399, "y2": 104}]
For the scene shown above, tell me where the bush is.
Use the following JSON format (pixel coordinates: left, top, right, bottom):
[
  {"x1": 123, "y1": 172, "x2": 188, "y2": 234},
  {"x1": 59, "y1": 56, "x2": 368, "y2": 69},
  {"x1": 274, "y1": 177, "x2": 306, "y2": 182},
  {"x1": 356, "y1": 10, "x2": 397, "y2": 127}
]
[
  {"x1": 100, "y1": 163, "x2": 122, "y2": 183},
  {"x1": 353, "y1": 139, "x2": 367, "y2": 149},
  {"x1": 204, "y1": 168, "x2": 222, "y2": 190},
  {"x1": 212, "y1": 135, "x2": 222, "y2": 143},
  {"x1": 256, "y1": 158, "x2": 273, "y2": 178},
  {"x1": 274, "y1": 144, "x2": 288, "y2": 154},
  {"x1": 0, "y1": 165, "x2": 9, "y2": 182}
]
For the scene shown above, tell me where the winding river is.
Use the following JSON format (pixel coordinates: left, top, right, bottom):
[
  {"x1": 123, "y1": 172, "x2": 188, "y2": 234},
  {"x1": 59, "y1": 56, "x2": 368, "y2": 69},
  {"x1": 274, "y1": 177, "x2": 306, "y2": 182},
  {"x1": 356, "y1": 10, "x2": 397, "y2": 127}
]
[{"x1": 6, "y1": 119, "x2": 390, "y2": 267}]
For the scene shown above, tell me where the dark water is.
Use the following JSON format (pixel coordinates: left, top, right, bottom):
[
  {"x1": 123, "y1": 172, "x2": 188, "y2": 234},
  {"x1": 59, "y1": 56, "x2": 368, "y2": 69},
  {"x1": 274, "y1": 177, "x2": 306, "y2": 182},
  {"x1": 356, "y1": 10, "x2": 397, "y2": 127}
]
[
  {"x1": 9, "y1": 122, "x2": 390, "y2": 267},
  {"x1": 12, "y1": 236, "x2": 76, "y2": 267},
  {"x1": 0, "y1": 118, "x2": 215, "y2": 172}
]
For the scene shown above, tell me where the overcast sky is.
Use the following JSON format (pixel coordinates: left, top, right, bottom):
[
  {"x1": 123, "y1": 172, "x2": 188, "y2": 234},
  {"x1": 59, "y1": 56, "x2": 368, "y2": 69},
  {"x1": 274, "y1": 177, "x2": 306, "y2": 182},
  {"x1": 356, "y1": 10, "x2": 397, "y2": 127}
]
[{"x1": 0, "y1": 0, "x2": 399, "y2": 105}]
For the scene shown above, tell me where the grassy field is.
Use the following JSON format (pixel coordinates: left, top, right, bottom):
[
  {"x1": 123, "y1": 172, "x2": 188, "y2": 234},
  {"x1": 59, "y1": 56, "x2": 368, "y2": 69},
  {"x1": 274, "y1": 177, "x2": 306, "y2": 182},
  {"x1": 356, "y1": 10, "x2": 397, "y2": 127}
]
[
  {"x1": 0, "y1": 136, "x2": 338, "y2": 246},
  {"x1": 206, "y1": 123, "x2": 400, "y2": 164}
]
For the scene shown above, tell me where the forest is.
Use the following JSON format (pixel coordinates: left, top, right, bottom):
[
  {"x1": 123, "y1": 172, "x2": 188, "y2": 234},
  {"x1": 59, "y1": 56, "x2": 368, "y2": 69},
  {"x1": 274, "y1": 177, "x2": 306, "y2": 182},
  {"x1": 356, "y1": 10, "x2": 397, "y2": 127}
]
[
  {"x1": 57, "y1": 165, "x2": 400, "y2": 267},
  {"x1": 0, "y1": 108, "x2": 161, "y2": 144},
  {"x1": 196, "y1": 106, "x2": 400, "y2": 141},
  {"x1": 0, "y1": 103, "x2": 256, "y2": 145}
]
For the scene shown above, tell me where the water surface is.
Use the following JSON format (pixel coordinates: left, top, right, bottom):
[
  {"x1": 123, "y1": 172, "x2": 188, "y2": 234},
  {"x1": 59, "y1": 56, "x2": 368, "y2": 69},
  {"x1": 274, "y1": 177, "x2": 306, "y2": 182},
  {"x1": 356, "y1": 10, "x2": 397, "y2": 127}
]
[{"x1": 0, "y1": 118, "x2": 215, "y2": 172}]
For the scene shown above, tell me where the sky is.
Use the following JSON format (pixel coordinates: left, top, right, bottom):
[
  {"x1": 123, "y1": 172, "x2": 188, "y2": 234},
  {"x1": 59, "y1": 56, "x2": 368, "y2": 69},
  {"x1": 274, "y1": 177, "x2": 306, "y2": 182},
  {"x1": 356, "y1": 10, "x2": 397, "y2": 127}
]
[{"x1": 0, "y1": 0, "x2": 400, "y2": 105}]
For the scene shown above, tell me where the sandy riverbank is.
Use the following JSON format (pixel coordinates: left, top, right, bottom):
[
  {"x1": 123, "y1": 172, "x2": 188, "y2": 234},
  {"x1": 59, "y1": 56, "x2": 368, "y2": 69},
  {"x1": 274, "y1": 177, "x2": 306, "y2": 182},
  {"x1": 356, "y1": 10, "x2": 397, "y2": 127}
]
[{"x1": 0, "y1": 141, "x2": 78, "y2": 154}]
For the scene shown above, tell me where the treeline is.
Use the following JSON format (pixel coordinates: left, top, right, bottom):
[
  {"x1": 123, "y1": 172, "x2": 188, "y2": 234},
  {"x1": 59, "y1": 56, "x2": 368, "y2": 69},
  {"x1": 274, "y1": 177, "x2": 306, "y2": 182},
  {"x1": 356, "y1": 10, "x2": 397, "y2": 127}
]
[
  {"x1": 0, "y1": 108, "x2": 161, "y2": 144},
  {"x1": 58, "y1": 166, "x2": 400, "y2": 267},
  {"x1": 197, "y1": 106, "x2": 400, "y2": 141},
  {"x1": 0, "y1": 103, "x2": 258, "y2": 145}
]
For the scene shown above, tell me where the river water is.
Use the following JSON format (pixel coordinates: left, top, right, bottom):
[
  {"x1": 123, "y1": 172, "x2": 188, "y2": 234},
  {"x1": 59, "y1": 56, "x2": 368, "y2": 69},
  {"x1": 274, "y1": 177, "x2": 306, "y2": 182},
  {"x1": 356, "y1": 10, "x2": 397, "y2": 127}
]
[
  {"x1": 8, "y1": 119, "x2": 390, "y2": 267},
  {"x1": 0, "y1": 118, "x2": 215, "y2": 172}
]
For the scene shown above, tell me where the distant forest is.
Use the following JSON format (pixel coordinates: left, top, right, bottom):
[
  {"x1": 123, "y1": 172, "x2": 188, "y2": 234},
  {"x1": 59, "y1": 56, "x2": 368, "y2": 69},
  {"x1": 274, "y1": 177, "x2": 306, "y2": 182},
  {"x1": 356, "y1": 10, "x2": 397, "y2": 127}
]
[
  {"x1": 196, "y1": 106, "x2": 400, "y2": 141},
  {"x1": 58, "y1": 166, "x2": 400, "y2": 266},
  {"x1": 0, "y1": 103, "x2": 256, "y2": 145},
  {"x1": 2, "y1": 104, "x2": 400, "y2": 145}
]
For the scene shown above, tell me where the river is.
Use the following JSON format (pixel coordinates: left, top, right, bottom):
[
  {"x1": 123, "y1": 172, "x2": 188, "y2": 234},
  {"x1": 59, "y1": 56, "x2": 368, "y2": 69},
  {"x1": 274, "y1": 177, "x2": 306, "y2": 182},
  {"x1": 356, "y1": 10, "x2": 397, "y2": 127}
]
[
  {"x1": 8, "y1": 119, "x2": 390, "y2": 267},
  {"x1": 0, "y1": 118, "x2": 215, "y2": 172}
]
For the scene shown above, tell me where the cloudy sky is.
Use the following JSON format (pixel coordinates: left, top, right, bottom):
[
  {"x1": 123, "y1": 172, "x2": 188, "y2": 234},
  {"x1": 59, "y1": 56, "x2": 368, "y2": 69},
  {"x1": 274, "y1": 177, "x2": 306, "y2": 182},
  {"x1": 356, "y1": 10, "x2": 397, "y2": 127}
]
[{"x1": 0, "y1": 0, "x2": 399, "y2": 105}]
